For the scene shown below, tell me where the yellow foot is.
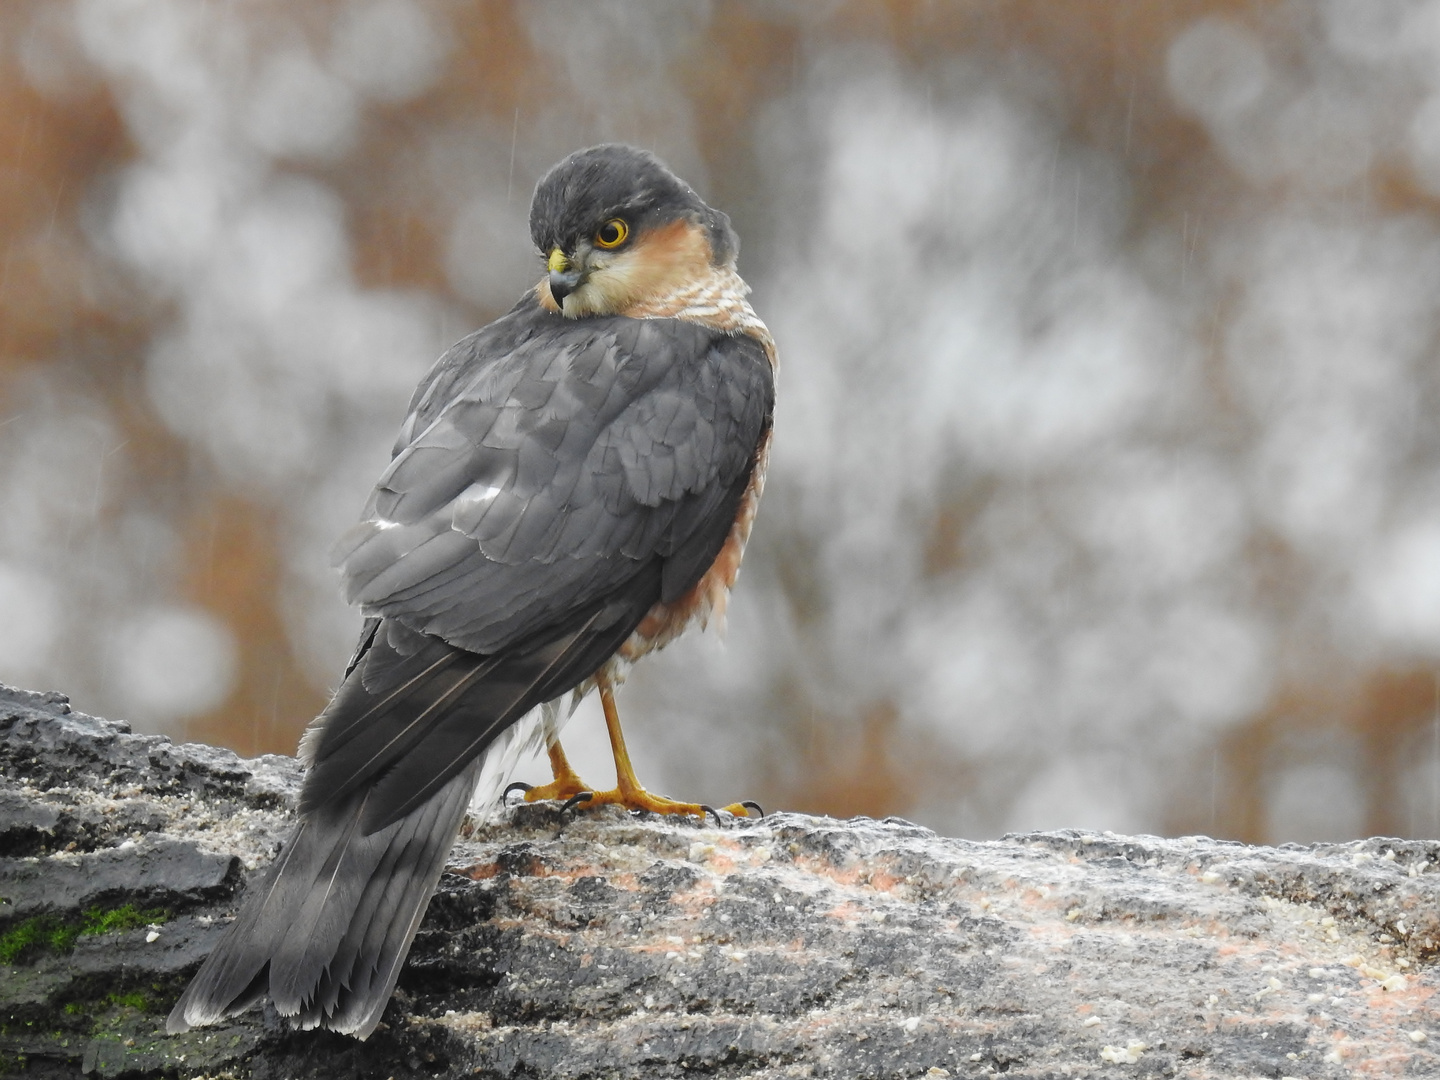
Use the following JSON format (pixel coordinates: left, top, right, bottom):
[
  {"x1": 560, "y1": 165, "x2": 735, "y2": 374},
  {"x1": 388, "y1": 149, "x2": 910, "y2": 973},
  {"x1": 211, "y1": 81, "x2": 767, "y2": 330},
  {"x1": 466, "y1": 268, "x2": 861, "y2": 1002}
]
[
  {"x1": 505, "y1": 740, "x2": 590, "y2": 803},
  {"x1": 567, "y1": 786, "x2": 763, "y2": 822},
  {"x1": 508, "y1": 776, "x2": 762, "y2": 822},
  {"x1": 516, "y1": 776, "x2": 589, "y2": 803},
  {"x1": 505, "y1": 682, "x2": 763, "y2": 822}
]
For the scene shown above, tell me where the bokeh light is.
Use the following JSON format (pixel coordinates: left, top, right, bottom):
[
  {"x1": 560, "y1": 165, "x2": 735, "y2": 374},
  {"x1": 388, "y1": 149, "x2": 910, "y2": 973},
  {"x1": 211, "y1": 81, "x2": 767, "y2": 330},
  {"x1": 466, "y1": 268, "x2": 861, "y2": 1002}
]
[{"x1": 3, "y1": 1, "x2": 1440, "y2": 845}]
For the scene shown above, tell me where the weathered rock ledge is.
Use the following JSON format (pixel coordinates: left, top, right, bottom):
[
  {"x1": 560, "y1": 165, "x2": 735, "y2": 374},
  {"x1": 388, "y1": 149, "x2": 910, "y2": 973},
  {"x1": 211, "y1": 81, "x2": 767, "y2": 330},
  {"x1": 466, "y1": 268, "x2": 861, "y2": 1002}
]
[{"x1": 4, "y1": 683, "x2": 1440, "y2": 1079}]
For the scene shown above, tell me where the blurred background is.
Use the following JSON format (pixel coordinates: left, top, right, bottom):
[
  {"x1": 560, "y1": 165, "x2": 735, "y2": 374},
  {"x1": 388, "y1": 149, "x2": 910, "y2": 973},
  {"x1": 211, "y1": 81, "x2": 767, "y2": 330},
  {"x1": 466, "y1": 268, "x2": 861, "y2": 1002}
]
[{"x1": 3, "y1": 0, "x2": 1440, "y2": 845}]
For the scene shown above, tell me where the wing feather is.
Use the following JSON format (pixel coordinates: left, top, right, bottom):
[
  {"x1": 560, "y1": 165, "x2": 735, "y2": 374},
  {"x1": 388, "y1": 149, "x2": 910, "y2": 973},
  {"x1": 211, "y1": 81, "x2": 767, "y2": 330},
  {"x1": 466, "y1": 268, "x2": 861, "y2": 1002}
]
[{"x1": 334, "y1": 300, "x2": 773, "y2": 656}]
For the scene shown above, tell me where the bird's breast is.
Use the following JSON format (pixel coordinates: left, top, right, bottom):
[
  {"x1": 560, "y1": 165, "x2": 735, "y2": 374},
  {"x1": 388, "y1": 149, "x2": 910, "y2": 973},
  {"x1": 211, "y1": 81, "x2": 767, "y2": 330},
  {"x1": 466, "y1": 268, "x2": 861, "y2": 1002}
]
[{"x1": 614, "y1": 421, "x2": 772, "y2": 669}]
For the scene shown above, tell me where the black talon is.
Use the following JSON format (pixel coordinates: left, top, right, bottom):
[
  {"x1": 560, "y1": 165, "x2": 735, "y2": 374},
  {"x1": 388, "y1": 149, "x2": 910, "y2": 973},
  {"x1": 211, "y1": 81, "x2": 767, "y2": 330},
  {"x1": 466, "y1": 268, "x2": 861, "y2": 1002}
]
[
  {"x1": 700, "y1": 804, "x2": 723, "y2": 827},
  {"x1": 740, "y1": 800, "x2": 765, "y2": 818},
  {"x1": 560, "y1": 791, "x2": 594, "y2": 815},
  {"x1": 503, "y1": 781, "x2": 533, "y2": 803}
]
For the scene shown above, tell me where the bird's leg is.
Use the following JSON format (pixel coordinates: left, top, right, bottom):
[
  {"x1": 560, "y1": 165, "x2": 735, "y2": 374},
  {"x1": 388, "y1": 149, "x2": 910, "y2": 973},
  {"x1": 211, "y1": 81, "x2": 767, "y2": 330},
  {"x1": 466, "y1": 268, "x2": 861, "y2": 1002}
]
[
  {"x1": 520, "y1": 738, "x2": 592, "y2": 803},
  {"x1": 577, "y1": 672, "x2": 757, "y2": 819}
]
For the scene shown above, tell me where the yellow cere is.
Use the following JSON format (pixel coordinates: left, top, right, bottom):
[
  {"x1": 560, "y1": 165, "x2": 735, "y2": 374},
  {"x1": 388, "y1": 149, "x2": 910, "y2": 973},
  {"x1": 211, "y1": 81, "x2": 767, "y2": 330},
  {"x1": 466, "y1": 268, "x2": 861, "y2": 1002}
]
[{"x1": 547, "y1": 248, "x2": 569, "y2": 273}]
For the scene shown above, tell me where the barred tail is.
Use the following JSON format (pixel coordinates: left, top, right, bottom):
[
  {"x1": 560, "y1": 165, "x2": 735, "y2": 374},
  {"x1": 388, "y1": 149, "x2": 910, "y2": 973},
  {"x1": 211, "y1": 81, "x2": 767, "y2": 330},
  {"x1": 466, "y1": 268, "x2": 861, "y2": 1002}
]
[{"x1": 165, "y1": 754, "x2": 482, "y2": 1039}]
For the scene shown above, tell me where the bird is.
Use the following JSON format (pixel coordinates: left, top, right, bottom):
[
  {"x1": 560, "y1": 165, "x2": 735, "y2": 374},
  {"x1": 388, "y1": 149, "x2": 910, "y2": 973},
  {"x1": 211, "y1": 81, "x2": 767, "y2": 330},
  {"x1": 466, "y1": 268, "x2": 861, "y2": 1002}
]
[{"x1": 166, "y1": 144, "x2": 776, "y2": 1039}]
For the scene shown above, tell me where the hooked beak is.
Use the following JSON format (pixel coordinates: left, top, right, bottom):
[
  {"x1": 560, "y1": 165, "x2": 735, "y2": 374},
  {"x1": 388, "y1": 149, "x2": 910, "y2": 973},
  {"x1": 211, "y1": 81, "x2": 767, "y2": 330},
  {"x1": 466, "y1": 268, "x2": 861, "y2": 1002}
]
[{"x1": 547, "y1": 247, "x2": 584, "y2": 305}]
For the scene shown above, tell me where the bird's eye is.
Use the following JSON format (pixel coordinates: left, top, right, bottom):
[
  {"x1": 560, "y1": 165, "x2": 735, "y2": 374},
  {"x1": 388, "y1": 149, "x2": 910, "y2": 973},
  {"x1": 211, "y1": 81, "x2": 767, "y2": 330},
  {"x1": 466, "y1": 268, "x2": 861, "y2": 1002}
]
[{"x1": 594, "y1": 218, "x2": 628, "y2": 249}]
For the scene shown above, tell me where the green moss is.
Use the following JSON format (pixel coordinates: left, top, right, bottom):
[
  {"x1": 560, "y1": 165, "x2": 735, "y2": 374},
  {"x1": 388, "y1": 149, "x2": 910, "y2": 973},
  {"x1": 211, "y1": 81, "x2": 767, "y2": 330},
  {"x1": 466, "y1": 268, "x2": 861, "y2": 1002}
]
[
  {"x1": 79, "y1": 905, "x2": 167, "y2": 937},
  {"x1": 0, "y1": 905, "x2": 168, "y2": 964},
  {"x1": 0, "y1": 915, "x2": 78, "y2": 962},
  {"x1": 104, "y1": 990, "x2": 149, "y2": 1011}
]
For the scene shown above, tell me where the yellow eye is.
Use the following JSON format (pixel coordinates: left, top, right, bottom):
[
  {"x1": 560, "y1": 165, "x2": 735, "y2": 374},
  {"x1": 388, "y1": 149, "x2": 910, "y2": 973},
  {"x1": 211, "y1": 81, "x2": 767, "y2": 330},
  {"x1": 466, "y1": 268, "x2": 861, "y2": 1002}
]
[{"x1": 594, "y1": 218, "x2": 628, "y2": 249}]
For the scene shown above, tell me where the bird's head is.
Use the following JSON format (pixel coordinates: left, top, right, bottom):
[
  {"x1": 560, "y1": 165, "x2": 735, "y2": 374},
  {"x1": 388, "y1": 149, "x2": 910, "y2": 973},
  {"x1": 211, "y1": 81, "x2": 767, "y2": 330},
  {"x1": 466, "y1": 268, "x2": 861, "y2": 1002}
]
[{"x1": 529, "y1": 144, "x2": 738, "y2": 318}]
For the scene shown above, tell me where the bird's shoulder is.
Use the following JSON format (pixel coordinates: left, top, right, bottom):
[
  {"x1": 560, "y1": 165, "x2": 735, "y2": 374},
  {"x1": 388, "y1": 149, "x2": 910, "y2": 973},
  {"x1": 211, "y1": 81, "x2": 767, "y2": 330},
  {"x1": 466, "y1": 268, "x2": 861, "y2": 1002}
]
[{"x1": 393, "y1": 293, "x2": 769, "y2": 458}]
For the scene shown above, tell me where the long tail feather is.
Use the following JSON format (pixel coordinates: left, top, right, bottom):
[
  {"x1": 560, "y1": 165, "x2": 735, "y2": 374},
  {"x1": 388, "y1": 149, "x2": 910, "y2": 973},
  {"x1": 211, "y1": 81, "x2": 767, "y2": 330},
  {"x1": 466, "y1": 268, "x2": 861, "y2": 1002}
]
[
  {"x1": 170, "y1": 563, "x2": 663, "y2": 1037},
  {"x1": 169, "y1": 565, "x2": 661, "y2": 1037},
  {"x1": 166, "y1": 755, "x2": 482, "y2": 1039}
]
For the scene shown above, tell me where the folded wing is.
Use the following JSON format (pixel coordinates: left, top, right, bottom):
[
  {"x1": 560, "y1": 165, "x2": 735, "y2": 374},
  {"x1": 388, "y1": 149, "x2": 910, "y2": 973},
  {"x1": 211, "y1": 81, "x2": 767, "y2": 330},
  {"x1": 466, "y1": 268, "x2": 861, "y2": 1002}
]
[{"x1": 314, "y1": 302, "x2": 773, "y2": 829}]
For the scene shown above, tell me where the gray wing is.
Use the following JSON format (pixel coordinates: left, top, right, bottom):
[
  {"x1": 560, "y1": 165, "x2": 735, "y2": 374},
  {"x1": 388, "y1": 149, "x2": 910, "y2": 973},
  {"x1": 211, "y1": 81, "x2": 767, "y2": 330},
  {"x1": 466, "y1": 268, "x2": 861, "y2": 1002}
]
[{"x1": 332, "y1": 304, "x2": 773, "y2": 655}]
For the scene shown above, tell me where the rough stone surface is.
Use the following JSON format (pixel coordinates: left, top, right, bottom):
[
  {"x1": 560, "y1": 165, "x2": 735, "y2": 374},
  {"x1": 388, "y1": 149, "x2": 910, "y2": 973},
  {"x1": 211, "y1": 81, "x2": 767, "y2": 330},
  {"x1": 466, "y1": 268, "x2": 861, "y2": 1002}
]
[{"x1": 5, "y1": 683, "x2": 1440, "y2": 1078}]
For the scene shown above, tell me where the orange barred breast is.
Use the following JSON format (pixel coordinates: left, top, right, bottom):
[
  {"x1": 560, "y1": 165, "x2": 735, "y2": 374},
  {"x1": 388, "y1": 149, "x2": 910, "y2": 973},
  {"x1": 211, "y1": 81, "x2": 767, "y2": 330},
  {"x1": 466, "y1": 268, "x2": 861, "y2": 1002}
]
[
  {"x1": 614, "y1": 423, "x2": 772, "y2": 668},
  {"x1": 609, "y1": 270, "x2": 776, "y2": 675}
]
